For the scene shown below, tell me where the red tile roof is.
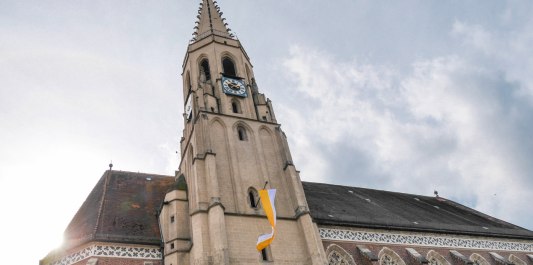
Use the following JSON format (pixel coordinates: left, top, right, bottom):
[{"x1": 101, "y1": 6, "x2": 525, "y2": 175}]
[{"x1": 63, "y1": 170, "x2": 175, "y2": 250}]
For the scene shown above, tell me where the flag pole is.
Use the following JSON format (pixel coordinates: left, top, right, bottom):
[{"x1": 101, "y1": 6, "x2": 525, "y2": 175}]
[{"x1": 255, "y1": 181, "x2": 269, "y2": 206}]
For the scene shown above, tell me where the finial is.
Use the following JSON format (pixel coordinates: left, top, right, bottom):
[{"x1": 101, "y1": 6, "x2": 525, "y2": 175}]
[
  {"x1": 434, "y1": 190, "x2": 439, "y2": 197},
  {"x1": 109, "y1": 161, "x2": 113, "y2": 170}
]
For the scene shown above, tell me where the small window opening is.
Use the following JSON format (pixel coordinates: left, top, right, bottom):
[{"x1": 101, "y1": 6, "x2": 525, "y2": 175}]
[
  {"x1": 262, "y1": 116, "x2": 267, "y2": 121},
  {"x1": 211, "y1": 107, "x2": 215, "y2": 112},
  {"x1": 249, "y1": 192, "x2": 256, "y2": 207},
  {"x1": 261, "y1": 249, "x2": 268, "y2": 261},
  {"x1": 237, "y1": 126, "x2": 247, "y2": 141},
  {"x1": 249, "y1": 189, "x2": 258, "y2": 208},
  {"x1": 222, "y1": 57, "x2": 236, "y2": 76},
  {"x1": 200, "y1": 59, "x2": 211, "y2": 81},
  {"x1": 170, "y1": 215, "x2": 175, "y2": 223},
  {"x1": 170, "y1": 243, "x2": 175, "y2": 249},
  {"x1": 232, "y1": 101, "x2": 240, "y2": 113},
  {"x1": 260, "y1": 246, "x2": 272, "y2": 261}
]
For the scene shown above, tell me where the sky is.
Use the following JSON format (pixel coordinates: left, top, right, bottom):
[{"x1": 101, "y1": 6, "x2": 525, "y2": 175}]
[{"x1": 1, "y1": 0, "x2": 533, "y2": 263}]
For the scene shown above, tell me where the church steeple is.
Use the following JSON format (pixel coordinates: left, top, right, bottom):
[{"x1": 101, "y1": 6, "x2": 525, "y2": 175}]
[
  {"x1": 181, "y1": 0, "x2": 278, "y2": 126},
  {"x1": 167, "y1": 1, "x2": 329, "y2": 264},
  {"x1": 191, "y1": 0, "x2": 234, "y2": 42}
]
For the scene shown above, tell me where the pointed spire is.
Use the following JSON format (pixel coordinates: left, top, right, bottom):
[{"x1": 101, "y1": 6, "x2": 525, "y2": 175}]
[{"x1": 191, "y1": 0, "x2": 235, "y2": 42}]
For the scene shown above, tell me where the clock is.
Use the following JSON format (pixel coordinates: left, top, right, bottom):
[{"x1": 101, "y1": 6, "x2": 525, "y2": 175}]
[{"x1": 222, "y1": 76, "x2": 247, "y2": 97}]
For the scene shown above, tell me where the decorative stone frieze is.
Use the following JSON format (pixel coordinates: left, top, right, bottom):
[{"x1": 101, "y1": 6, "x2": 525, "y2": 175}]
[
  {"x1": 48, "y1": 244, "x2": 161, "y2": 265},
  {"x1": 319, "y1": 228, "x2": 533, "y2": 252}
]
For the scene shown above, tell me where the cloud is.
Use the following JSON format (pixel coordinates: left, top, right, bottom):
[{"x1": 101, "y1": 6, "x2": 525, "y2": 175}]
[
  {"x1": 452, "y1": 16, "x2": 533, "y2": 101},
  {"x1": 278, "y1": 20, "x2": 533, "y2": 229}
]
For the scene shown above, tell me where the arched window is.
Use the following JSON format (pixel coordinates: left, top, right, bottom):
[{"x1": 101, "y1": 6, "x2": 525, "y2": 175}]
[
  {"x1": 508, "y1": 254, "x2": 526, "y2": 265},
  {"x1": 326, "y1": 244, "x2": 356, "y2": 265},
  {"x1": 469, "y1": 253, "x2": 489, "y2": 265},
  {"x1": 378, "y1": 247, "x2": 405, "y2": 265},
  {"x1": 237, "y1": 126, "x2": 248, "y2": 141},
  {"x1": 222, "y1": 57, "x2": 236, "y2": 76},
  {"x1": 248, "y1": 188, "x2": 259, "y2": 208},
  {"x1": 426, "y1": 250, "x2": 450, "y2": 265},
  {"x1": 185, "y1": 71, "x2": 192, "y2": 92},
  {"x1": 231, "y1": 99, "x2": 241, "y2": 113},
  {"x1": 200, "y1": 59, "x2": 211, "y2": 81}
]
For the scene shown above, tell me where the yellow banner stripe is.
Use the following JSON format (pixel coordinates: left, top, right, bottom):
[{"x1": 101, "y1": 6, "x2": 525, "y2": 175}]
[
  {"x1": 256, "y1": 189, "x2": 277, "y2": 251},
  {"x1": 259, "y1": 190, "x2": 275, "y2": 227}
]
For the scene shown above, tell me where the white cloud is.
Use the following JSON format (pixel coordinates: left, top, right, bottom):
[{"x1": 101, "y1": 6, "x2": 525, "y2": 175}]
[
  {"x1": 279, "y1": 35, "x2": 533, "y2": 229},
  {"x1": 452, "y1": 17, "x2": 533, "y2": 101}
]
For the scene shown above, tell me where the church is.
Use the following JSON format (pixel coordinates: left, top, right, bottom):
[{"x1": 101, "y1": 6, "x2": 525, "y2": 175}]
[{"x1": 40, "y1": 1, "x2": 533, "y2": 265}]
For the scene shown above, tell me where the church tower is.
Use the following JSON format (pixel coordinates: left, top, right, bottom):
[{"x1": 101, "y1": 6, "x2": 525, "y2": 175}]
[{"x1": 160, "y1": 0, "x2": 327, "y2": 264}]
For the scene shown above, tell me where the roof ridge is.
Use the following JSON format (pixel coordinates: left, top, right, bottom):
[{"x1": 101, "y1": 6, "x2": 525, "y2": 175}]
[
  {"x1": 104, "y1": 169, "x2": 173, "y2": 178},
  {"x1": 92, "y1": 170, "x2": 111, "y2": 237}
]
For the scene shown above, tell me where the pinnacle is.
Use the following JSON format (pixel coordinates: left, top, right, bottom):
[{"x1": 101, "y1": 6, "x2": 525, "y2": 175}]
[{"x1": 191, "y1": 0, "x2": 235, "y2": 42}]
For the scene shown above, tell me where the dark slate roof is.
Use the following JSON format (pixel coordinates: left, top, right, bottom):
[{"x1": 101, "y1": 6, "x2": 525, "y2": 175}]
[
  {"x1": 303, "y1": 181, "x2": 533, "y2": 239},
  {"x1": 63, "y1": 170, "x2": 175, "y2": 249}
]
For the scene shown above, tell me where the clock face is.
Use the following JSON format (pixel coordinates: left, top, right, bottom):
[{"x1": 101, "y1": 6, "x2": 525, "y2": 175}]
[{"x1": 222, "y1": 76, "x2": 247, "y2": 97}]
